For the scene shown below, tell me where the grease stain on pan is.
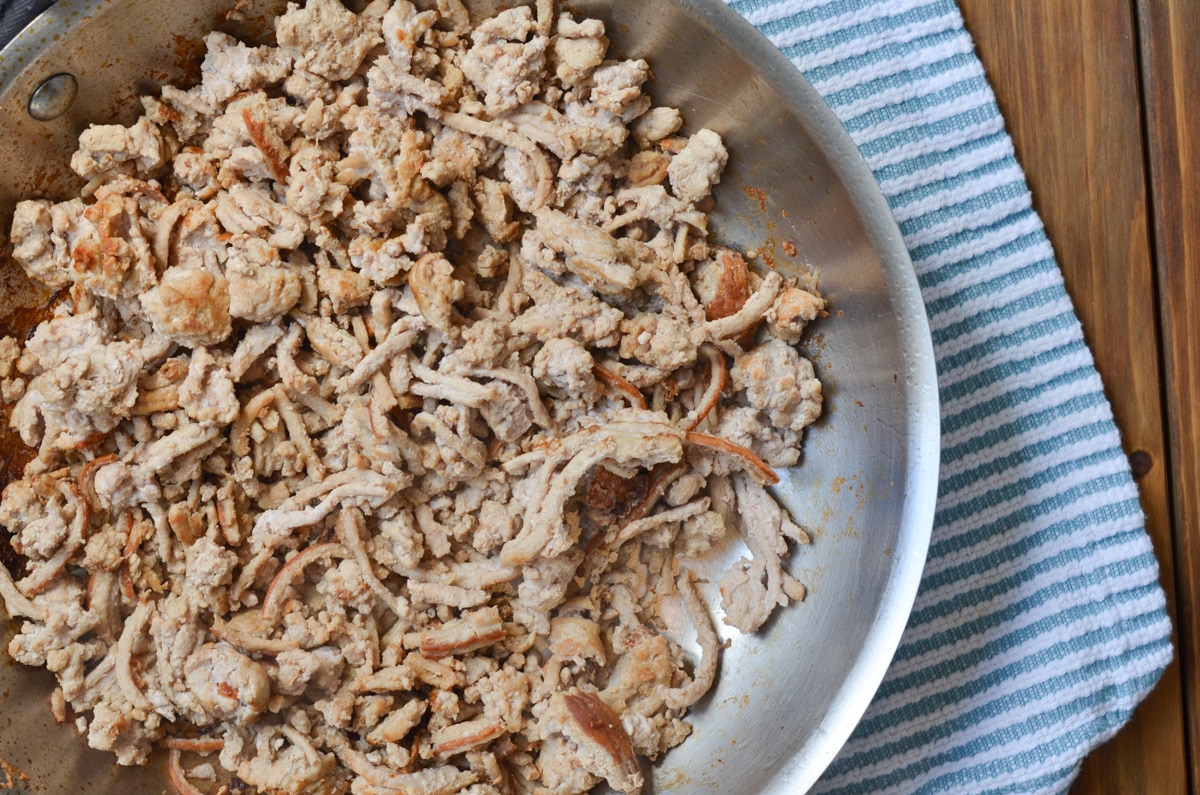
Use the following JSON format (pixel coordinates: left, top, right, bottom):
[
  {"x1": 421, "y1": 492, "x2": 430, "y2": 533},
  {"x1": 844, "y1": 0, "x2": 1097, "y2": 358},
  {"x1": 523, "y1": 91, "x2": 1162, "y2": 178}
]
[
  {"x1": 0, "y1": 285, "x2": 61, "y2": 578},
  {"x1": 743, "y1": 185, "x2": 769, "y2": 214},
  {"x1": 658, "y1": 765, "x2": 702, "y2": 791}
]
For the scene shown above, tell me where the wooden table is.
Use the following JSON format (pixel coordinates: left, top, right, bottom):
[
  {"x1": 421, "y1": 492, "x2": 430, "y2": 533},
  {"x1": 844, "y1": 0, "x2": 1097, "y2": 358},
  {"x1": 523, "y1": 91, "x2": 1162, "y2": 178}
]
[{"x1": 957, "y1": 1, "x2": 1197, "y2": 792}]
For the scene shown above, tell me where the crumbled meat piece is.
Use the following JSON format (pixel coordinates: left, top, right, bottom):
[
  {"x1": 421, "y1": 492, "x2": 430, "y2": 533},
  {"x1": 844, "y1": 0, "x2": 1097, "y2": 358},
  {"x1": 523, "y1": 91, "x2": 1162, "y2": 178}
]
[
  {"x1": 409, "y1": 254, "x2": 464, "y2": 334},
  {"x1": 619, "y1": 313, "x2": 698, "y2": 372},
  {"x1": 286, "y1": 140, "x2": 349, "y2": 221},
  {"x1": 193, "y1": 31, "x2": 292, "y2": 108},
  {"x1": 381, "y1": 1, "x2": 438, "y2": 69},
  {"x1": 87, "y1": 700, "x2": 156, "y2": 765},
  {"x1": 185, "y1": 535, "x2": 237, "y2": 595},
  {"x1": 349, "y1": 234, "x2": 411, "y2": 286},
  {"x1": 473, "y1": 177, "x2": 520, "y2": 243},
  {"x1": 667, "y1": 128, "x2": 728, "y2": 205},
  {"x1": 424, "y1": 128, "x2": 491, "y2": 188},
  {"x1": 563, "y1": 108, "x2": 629, "y2": 166},
  {"x1": 366, "y1": 54, "x2": 453, "y2": 118},
  {"x1": 70, "y1": 117, "x2": 166, "y2": 179},
  {"x1": 460, "y1": 7, "x2": 548, "y2": 115},
  {"x1": 316, "y1": 265, "x2": 371, "y2": 315},
  {"x1": 275, "y1": 0, "x2": 381, "y2": 82},
  {"x1": 513, "y1": 269, "x2": 624, "y2": 346},
  {"x1": 226, "y1": 239, "x2": 303, "y2": 322},
  {"x1": 768, "y1": 285, "x2": 826, "y2": 343},
  {"x1": 632, "y1": 106, "x2": 682, "y2": 147},
  {"x1": 78, "y1": 192, "x2": 160, "y2": 300},
  {"x1": 523, "y1": 207, "x2": 640, "y2": 295},
  {"x1": 173, "y1": 150, "x2": 220, "y2": 199},
  {"x1": 500, "y1": 145, "x2": 551, "y2": 213},
  {"x1": 540, "y1": 689, "x2": 643, "y2": 794},
  {"x1": 11, "y1": 310, "x2": 162, "y2": 452},
  {"x1": 214, "y1": 185, "x2": 307, "y2": 249},
  {"x1": 553, "y1": 13, "x2": 608, "y2": 87},
  {"x1": 167, "y1": 200, "x2": 227, "y2": 271},
  {"x1": 550, "y1": 616, "x2": 606, "y2": 665},
  {"x1": 590, "y1": 60, "x2": 651, "y2": 122},
  {"x1": 533, "y1": 337, "x2": 595, "y2": 396},
  {"x1": 454, "y1": 318, "x2": 509, "y2": 369},
  {"x1": 179, "y1": 347, "x2": 239, "y2": 426},
  {"x1": 141, "y1": 267, "x2": 232, "y2": 347},
  {"x1": 0, "y1": 337, "x2": 21, "y2": 380},
  {"x1": 730, "y1": 339, "x2": 823, "y2": 432},
  {"x1": 717, "y1": 474, "x2": 808, "y2": 633},
  {"x1": 302, "y1": 315, "x2": 364, "y2": 369},
  {"x1": 714, "y1": 405, "x2": 803, "y2": 469},
  {"x1": 10, "y1": 200, "x2": 73, "y2": 289}
]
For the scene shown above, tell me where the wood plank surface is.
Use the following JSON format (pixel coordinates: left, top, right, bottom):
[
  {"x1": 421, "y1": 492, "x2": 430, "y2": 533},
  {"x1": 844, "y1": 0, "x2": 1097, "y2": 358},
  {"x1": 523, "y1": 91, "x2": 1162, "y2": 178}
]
[
  {"x1": 956, "y1": 1, "x2": 1188, "y2": 793},
  {"x1": 1137, "y1": 0, "x2": 1200, "y2": 790}
]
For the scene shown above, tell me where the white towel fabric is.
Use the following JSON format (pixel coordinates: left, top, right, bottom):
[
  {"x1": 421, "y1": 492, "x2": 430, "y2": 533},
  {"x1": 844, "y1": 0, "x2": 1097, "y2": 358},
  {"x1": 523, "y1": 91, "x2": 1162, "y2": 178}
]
[{"x1": 722, "y1": 0, "x2": 1174, "y2": 791}]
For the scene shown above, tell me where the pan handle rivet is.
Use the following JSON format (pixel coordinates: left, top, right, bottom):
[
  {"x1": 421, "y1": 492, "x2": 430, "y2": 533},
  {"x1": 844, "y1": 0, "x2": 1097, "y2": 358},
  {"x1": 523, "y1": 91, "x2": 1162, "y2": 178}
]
[{"x1": 28, "y1": 72, "x2": 78, "y2": 121}]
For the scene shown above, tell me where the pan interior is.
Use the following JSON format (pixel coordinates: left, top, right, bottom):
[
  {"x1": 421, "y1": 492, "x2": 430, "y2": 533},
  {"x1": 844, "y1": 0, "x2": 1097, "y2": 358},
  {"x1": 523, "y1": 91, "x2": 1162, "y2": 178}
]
[{"x1": 0, "y1": 2, "x2": 938, "y2": 792}]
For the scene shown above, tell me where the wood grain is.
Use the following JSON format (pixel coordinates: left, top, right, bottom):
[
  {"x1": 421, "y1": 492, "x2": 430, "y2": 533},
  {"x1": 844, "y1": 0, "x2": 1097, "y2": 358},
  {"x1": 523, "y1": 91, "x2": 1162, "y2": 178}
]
[
  {"x1": 957, "y1": 1, "x2": 1187, "y2": 793},
  {"x1": 1137, "y1": 0, "x2": 1200, "y2": 789}
]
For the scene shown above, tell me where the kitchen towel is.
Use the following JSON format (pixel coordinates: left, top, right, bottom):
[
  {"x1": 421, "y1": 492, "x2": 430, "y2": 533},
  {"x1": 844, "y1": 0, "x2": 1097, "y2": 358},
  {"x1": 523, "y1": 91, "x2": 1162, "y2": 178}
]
[
  {"x1": 0, "y1": 0, "x2": 50, "y2": 52},
  {"x1": 722, "y1": 0, "x2": 1175, "y2": 792}
]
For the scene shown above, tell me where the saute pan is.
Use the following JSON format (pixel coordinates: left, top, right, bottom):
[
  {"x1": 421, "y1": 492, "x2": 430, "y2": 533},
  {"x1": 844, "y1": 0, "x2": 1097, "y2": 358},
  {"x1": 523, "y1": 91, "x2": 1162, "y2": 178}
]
[{"x1": 0, "y1": 1, "x2": 940, "y2": 791}]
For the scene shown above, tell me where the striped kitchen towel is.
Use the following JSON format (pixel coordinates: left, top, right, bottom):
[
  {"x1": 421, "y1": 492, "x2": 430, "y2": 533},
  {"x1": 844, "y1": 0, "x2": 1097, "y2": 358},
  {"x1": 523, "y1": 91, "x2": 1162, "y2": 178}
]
[
  {"x1": 722, "y1": 0, "x2": 1175, "y2": 792},
  {"x1": 0, "y1": 0, "x2": 50, "y2": 49}
]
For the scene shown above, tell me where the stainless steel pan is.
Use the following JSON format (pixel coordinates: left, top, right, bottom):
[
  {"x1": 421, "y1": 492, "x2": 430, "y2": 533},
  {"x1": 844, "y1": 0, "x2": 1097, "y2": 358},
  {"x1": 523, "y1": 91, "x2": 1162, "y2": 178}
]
[{"x1": 0, "y1": 1, "x2": 940, "y2": 792}]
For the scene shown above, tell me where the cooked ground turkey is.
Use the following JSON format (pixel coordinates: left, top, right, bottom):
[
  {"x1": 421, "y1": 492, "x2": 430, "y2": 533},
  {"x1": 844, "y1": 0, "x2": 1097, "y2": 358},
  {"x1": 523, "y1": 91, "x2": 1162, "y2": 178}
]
[{"x1": 0, "y1": 1, "x2": 826, "y2": 793}]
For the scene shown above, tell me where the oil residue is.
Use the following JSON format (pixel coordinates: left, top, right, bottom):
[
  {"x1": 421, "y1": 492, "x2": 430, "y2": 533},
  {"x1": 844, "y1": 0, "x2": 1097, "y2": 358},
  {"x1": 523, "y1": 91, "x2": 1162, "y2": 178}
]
[{"x1": 0, "y1": 280, "x2": 60, "y2": 577}]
